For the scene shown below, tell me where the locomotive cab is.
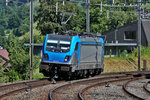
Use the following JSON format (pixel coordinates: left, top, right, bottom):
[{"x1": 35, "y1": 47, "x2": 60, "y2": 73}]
[{"x1": 40, "y1": 34, "x2": 77, "y2": 79}]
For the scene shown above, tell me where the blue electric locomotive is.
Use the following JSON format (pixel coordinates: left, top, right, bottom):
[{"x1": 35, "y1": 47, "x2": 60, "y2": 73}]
[{"x1": 40, "y1": 31, "x2": 105, "y2": 80}]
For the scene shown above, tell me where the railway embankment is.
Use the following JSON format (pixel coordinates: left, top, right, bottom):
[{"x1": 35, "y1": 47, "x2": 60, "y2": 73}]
[{"x1": 104, "y1": 56, "x2": 150, "y2": 72}]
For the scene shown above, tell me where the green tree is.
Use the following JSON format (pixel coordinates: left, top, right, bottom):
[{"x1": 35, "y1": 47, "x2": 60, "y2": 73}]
[
  {"x1": 0, "y1": 66, "x2": 4, "y2": 83},
  {"x1": 13, "y1": 24, "x2": 29, "y2": 36},
  {"x1": 0, "y1": 65, "x2": 9, "y2": 83},
  {"x1": 90, "y1": 6, "x2": 110, "y2": 33},
  {"x1": 36, "y1": 0, "x2": 62, "y2": 34},
  {"x1": 65, "y1": 4, "x2": 86, "y2": 32},
  {"x1": 0, "y1": 25, "x2": 5, "y2": 36},
  {"x1": 0, "y1": 0, "x2": 6, "y2": 8},
  {"x1": 0, "y1": 36, "x2": 8, "y2": 48},
  {"x1": 17, "y1": 4, "x2": 30, "y2": 21},
  {"x1": 8, "y1": 14, "x2": 21, "y2": 29},
  {"x1": 5, "y1": 6, "x2": 14, "y2": 16},
  {"x1": 0, "y1": 19, "x2": 8, "y2": 29},
  {"x1": 36, "y1": 0, "x2": 86, "y2": 34},
  {"x1": 6, "y1": 34, "x2": 30, "y2": 80},
  {"x1": 90, "y1": 0, "x2": 137, "y2": 33},
  {"x1": 8, "y1": 69, "x2": 20, "y2": 82}
]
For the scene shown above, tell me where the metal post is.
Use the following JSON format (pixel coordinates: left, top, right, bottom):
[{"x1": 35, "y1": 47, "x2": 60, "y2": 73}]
[
  {"x1": 30, "y1": 0, "x2": 34, "y2": 80},
  {"x1": 109, "y1": 49, "x2": 112, "y2": 57},
  {"x1": 63, "y1": 0, "x2": 64, "y2": 6},
  {"x1": 143, "y1": 60, "x2": 147, "y2": 71},
  {"x1": 6, "y1": 0, "x2": 8, "y2": 6},
  {"x1": 112, "y1": 0, "x2": 115, "y2": 4},
  {"x1": 56, "y1": 2, "x2": 58, "y2": 15},
  {"x1": 86, "y1": 0, "x2": 90, "y2": 33},
  {"x1": 100, "y1": 2, "x2": 102, "y2": 15},
  {"x1": 107, "y1": 8, "x2": 109, "y2": 19},
  {"x1": 137, "y1": 0, "x2": 141, "y2": 71},
  {"x1": 115, "y1": 29, "x2": 118, "y2": 41},
  {"x1": 142, "y1": 9, "x2": 144, "y2": 18}
]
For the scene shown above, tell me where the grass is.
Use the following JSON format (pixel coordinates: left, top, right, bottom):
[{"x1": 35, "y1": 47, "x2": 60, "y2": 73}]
[
  {"x1": 103, "y1": 58, "x2": 137, "y2": 72},
  {"x1": 103, "y1": 46, "x2": 150, "y2": 73},
  {"x1": 33, "y1": 68, "x2": 45, "y2": 79}
]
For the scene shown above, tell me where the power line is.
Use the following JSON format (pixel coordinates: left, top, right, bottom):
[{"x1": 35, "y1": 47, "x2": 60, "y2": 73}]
[
  {"x1": 69, "y1": 0, "x2": 149, "y2": 71},
  {"x1": 56, "y1": 0, "x2": 149, "y2": 71}
]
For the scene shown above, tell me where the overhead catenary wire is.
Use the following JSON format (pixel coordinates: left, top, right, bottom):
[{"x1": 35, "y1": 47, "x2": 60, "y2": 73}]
[{"x1": 55, "y1": 0, "x2": 149, "y2": 71}]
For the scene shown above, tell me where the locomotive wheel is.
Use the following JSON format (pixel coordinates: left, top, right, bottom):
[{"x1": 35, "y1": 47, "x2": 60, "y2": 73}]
[
  {"x1": 65, "y1": 72, "x2": 72, "y2": 81},
  {"x1": 95, "y1": 69, "x2": 100, "y2": 75},
  {"x1": 85, "y1": 73, "x2": 90, "y2": 78},
  {"x1": 91, "y1": 70, "x2": 95, "y2": 77},
  {"x1": 80, "y1": 70, "x2": 85, "y2": 78},
  {"x1": 67, "y1": 75, "x2": 71, "y2": 80}
]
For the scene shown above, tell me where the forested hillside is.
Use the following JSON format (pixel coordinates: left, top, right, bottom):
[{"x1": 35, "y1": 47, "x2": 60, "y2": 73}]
[{"x1": 0, "y1": 0, "x2": 150, "y2": 83}]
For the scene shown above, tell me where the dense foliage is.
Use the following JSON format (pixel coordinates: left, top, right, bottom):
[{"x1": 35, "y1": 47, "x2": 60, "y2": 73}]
[
  {"x1": 36, "y1": 0, "x2": 86, "y2": 34},
  {"x1": 0, "y1": 34, "x2": 43, "y2": 82},
  {"x1": 36, "y1": 0, "x2": 144, "y2": 34},
  {"x1": 0, "y1": 5, "x2": 30, "y2": 37},
  {"x1": 6, "y1": 34, "x2": 30, "y2": 80}
]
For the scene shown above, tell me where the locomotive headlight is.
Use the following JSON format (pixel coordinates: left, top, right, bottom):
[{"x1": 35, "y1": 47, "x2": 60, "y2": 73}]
[
  {"x1": 64, "y1": 56, "x2": 71, "y2": 61},
  {"x1": 44, "y1": 53, "x2": 49, "y2": 60}
]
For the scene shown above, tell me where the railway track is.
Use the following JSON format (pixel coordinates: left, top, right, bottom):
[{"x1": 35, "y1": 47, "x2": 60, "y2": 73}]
[
  {"x1": 0, "y1": 78, "x2": 59, "y2": 100},
  {"x1": 49, "y1": 71, "x2": 150, "y2": 100},
  {"x1": 143, "y1": 81, "x2": 150, "y2": 94},
  {"x1": 123, "y1": 75, "x2": 150, "y2": 100},
  {"x1": 50, "y1": 75, "x2": 131, "y2": 100},
  {"x1": 79, "y1": 77, "x2": 133, "y2": 100},
  {"x1": 1, "y1": 71, "x2": 150, "y2": 100}
]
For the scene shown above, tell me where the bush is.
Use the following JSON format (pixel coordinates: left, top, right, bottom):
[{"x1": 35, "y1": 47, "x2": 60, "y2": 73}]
[
  {"x1": 128, "y1": 46, "x2": 150, "y2": 58},
  {"x1": 8, "y1": 69, "x2": 20, "y2": 82},
  {"x1": 33, "y1": 68, "x2": 45, "y2": 79},
  {"x1": 121, "y1": 50, "x2": 127, "y2": 57},
  {"x1": 0, "y1": 75, "x2": 9, "y2": 83},
  {"x1": 141, "y1": 46, "x2": 150, "y2": 57},
  {"x1": 0, "y1": 66, "x2": 9, "y2": 83}
]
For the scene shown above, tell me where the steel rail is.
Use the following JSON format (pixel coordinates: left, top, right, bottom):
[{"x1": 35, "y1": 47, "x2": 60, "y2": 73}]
[
  {"x1": 100, "y1": 71, "x2": 150, "y2": 76},
  {"x1": 0, "y1": 70, "x2": 146, "y2": 88},
  {"x1": 49, "y1": 74, "x2": 132, "y2": 100},
  {"x1": 0, "y1": 71, "x2": 150, "y2": 100},
  {"x1": 78, "y1": 77, "x2": 133, "y2": 100},
  {"x1": 0, "y1": 78, "x2": 48, "y2": 88},
  {"x1": 49, "y1": 71, "x2": 150, "y2": 100},
  {"x1": 143, "y1": 81, "x2": 150, "y2": 94},
  {"x1": 122, "y1": 77, "x2": 145, "y2": 100},
  {"x1": 0, "y1": 78, "x2": 51, "y2": 99}
]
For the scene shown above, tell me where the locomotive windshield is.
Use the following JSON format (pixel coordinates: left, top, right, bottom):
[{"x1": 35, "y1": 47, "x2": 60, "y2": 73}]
[
  {"x1": 60, "y1": 40, "x2": 70, "y2": 50},
  {"x1": 47, "y1": 39, "x2": 58, "y2": 49},
  {"x1": 46, "y1": 39, "x2": 71, "y2": 53}
]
